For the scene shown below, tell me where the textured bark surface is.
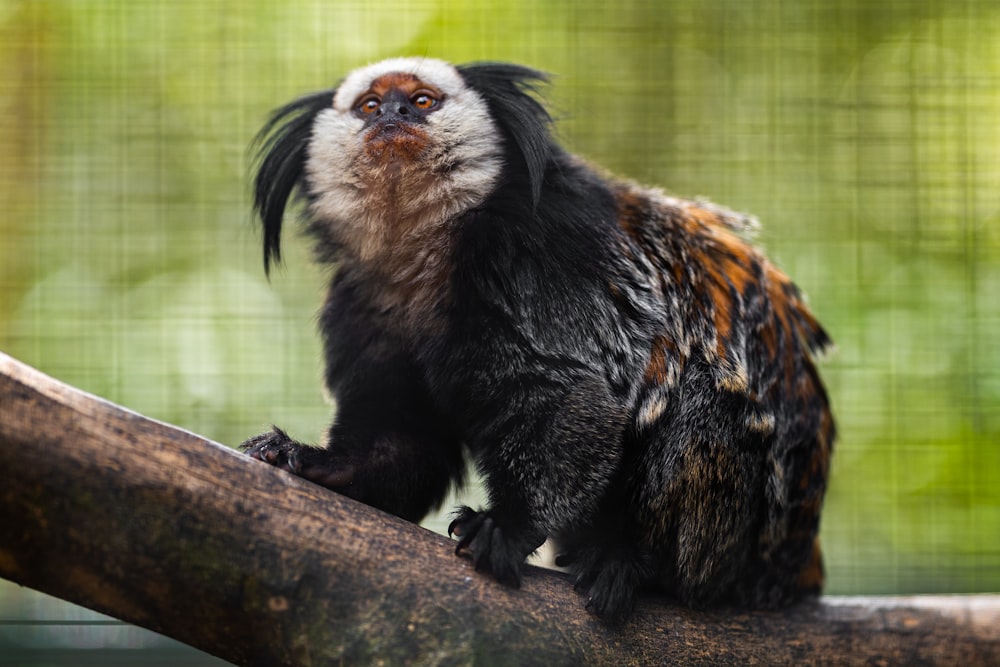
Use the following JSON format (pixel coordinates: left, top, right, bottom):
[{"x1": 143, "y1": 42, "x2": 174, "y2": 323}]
[{"x1": 1, "y1": 350, "x2": 998, "y2": 666}]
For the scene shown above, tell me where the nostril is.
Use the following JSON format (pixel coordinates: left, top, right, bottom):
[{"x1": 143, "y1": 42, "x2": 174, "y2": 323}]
[{"x1": 397, "y1": 105, "x2": 410, "y2": 115}]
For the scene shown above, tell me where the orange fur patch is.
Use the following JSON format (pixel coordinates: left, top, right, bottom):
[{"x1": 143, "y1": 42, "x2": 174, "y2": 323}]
[
  {"x1": 683, "y1": 210, "x2": 756, "y2": 364},
  {"x1": 795, "y1": 539, "x2": 825, "y2": 592},
  {"x1": 644, "y1": 335, "x2": 675, "y2": 385}
]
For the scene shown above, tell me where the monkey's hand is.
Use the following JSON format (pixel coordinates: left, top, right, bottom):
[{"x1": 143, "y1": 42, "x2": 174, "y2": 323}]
[
  {"x1": 448, "y1": 506, "x2": 545, "y2": 588},
  {"x1": 241, "y1": 427, "x2": 355, "y2": 490}
]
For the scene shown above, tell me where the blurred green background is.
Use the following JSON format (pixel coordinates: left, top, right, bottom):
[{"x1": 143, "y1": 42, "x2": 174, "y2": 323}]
[{"x1": 1, "y1": 0, "x2": 998, "y2": 663}]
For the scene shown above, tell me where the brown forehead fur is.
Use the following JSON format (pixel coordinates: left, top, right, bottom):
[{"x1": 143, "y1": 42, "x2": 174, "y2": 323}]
[{"x1": 361, "y1": 72, "x2": 444, "y2": 101}]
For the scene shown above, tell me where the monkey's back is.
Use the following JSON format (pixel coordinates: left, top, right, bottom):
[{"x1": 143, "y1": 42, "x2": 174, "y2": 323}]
[{"x1": 611, "y1": 183, "x2": 835, "y2": 608}]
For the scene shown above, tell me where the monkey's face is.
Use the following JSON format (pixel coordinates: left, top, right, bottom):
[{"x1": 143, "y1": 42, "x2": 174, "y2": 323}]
[
  {"x1": 349, "y1": 72, "x2": 443, "y2": 167},
  {"x1": 305, "y1": 58, "x2": 503, "y2": 232}
]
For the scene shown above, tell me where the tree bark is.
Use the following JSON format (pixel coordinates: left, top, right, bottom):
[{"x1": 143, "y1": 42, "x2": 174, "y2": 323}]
[{"x1": 0, "y1": 350, "x2": 998, "y2": 666}]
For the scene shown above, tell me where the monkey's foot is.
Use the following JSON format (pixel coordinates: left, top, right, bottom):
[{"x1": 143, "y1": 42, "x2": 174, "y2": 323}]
[
  {"x1": 447, "y1": 506, "x2": 545, "y2": 588},
  {"x1": 555, "y1": 544, "x2": 653, "y2": 624},
  {"x1": 241, "y1": 427, "x2": 355, "y2": 489}
]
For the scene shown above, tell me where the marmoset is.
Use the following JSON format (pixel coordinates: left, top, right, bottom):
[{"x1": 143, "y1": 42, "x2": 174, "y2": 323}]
[{"x1": 241, "y1": 57, "x2": 834, "y2": 623}]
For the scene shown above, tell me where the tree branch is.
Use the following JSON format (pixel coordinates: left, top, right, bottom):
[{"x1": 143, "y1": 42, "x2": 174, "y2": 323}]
[{"x1": 0, "y1": 350, "x2": 997, "y2": 665}]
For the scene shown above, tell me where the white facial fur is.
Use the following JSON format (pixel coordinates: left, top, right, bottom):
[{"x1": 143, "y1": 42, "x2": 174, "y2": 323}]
[{"x1": 305, "y1": 57, "x2": 504, "y2": 262}]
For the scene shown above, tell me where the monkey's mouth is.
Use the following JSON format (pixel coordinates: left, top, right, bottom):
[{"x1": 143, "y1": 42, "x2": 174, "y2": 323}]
[{"x1": 364, "y1": 123, "x2": 430, "y2": 163}]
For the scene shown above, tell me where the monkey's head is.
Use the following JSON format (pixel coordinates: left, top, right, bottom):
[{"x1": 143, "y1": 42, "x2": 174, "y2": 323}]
[{"x1": 253, "y1": 57, "x2": 552, "y2": 273}]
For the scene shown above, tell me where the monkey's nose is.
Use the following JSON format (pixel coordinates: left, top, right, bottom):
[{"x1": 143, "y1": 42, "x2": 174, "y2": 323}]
[{"x1": 376, "y1": 103, "x2": 411, "y2": 118}]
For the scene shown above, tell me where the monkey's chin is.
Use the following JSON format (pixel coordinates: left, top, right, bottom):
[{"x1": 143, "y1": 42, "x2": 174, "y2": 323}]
[{"x1": 365, "y1": 146, "x2": 426, "y2": 174}]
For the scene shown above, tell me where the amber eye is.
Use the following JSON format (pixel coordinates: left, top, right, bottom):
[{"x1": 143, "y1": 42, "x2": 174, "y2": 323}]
[
  {"x1": 358, "y1": 96, "x2": 380, "y2": 114},
  {"x1": 412, "y1": 93, "x2": 438, "y2": 110}
]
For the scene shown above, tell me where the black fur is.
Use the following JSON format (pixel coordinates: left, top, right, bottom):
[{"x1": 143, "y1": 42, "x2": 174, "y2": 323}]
[
  {"x1": 251, "y1": 88, "x2": 334, "y2": 275},
  {"x1": 241, "y1": 59, "x2": 834, "y2": 624},
  {"x1": 456, "y1": 63, "x2": 552, "y2": 206}
]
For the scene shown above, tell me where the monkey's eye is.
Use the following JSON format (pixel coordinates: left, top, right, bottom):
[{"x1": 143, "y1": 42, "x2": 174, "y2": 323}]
[
  {"x1": 357, "y1": 96, "x2": 381, "y2": 114},
  {"x1": 411, "y1": 93, "x2": 439, "y2": 110}
]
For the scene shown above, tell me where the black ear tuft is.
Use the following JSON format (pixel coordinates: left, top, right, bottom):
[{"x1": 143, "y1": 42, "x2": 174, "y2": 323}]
[
  {"x1": 251, "y1": 89, "x2": 334, "y2": 275},
  {"x1": 456, "y1": 63, "x2": 553, "y2": 206}
]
